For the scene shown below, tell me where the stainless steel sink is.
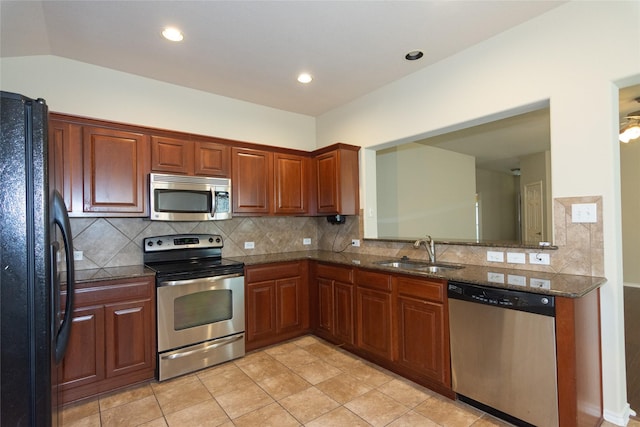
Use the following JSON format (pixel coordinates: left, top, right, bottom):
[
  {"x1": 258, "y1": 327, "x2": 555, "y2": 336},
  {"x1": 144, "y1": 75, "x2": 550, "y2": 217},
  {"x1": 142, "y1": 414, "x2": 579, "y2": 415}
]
[
  {"x1": 373, "y1": 259, "x2": 464, "y2": 272},
  {"x1": 418, "y1": 265, "x2": 464, "y2": 273}
]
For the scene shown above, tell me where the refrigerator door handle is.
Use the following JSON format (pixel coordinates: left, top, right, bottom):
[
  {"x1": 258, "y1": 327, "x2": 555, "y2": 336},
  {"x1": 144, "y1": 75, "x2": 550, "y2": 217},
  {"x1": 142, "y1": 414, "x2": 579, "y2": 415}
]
[{"x1": 52, "y1": 190, "x2": 75, "y2": 363}]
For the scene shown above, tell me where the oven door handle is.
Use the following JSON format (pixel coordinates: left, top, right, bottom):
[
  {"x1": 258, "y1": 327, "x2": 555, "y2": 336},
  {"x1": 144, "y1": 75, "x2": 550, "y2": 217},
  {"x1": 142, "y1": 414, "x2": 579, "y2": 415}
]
[
  {"x1": 158, "y1": 273, "x2": 244, "y2": 287},
  {"x1": 161, "y1": 334, "x2": 244, "y2": 360}
]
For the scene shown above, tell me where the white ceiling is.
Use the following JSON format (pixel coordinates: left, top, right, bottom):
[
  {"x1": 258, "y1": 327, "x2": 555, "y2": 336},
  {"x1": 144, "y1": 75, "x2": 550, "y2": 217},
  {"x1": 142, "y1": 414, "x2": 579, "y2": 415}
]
[
  {"x1": 1, "y1": 0, "x2": 565, "y2": 117},
  {"x1": 2, "y1": 1, "x2": 637, "y2": 172}
]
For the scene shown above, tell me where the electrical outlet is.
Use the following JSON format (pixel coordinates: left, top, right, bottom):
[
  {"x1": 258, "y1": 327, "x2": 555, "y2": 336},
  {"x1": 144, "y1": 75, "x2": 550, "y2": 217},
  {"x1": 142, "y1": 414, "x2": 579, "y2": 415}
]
[
  {"x1": 530, "y1": 278, "x2": 551, "y2": 289},
  {"x1": 529, "y1": 252, "x2": 550, "y2": 265},
  {"x1": 487, "y1": 251, "x2": 504, "y2": 262},
  {"x1": 244, "y1": 241, "x2": 255, "y2": 249},
  {"x1": 303, "y1": 238, "x2": 311, "y2": 245},
  {"x1": 506, "y1": 252, "x2": 526, "y2": 264},
  {"x1": 73, "y1": 250, "x2": 83, "y2": 261},
  {"x1": 351, "y1": 239, "x2": 360, "y2": 247}
]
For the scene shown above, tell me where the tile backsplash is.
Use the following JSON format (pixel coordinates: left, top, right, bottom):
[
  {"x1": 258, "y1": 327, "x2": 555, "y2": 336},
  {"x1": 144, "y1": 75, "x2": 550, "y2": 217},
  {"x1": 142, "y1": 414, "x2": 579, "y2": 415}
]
[
  {"x1": 71, "y1": 196, "x2": 603, "y2": 278},
  {"x1": 70, "y1": 215, "x2": 349, "y2": 270}
]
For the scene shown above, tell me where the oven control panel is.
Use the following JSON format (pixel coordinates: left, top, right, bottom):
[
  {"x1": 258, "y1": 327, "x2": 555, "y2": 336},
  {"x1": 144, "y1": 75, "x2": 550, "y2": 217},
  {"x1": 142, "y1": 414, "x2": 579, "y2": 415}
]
[{"x1": 144, "y1": 234, "x2": 223, "y2": 252}]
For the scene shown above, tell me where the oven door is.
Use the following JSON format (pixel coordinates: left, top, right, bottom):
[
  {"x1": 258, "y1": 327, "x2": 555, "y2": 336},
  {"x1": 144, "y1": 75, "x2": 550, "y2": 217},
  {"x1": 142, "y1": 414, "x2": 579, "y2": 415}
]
[{"x1": 157, "y1": 273, "x2": 244, "y2": 353}]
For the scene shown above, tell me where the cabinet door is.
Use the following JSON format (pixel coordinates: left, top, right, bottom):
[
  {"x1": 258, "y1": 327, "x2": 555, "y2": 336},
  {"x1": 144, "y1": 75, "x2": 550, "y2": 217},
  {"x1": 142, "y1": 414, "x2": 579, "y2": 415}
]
[
  {"x1": 194, "y1": 140, "x2": 230, "y2": 177},
  {"x1": 83, "y1": 126, "x2": 148, "y2": 215},
  {"x1": 246, "y1": 281, "x2": 276, "y2": 343},
  {"x1": 317, "y1": 278, "x2": 333, "y2": 335},
  {"x1": 315, "y1": 151, "x2": 339, "y2": 214},
  {"x1": 276, "y1": 277, "x2": 302, "y2": 334},
  {"x1": 104, "y1": 299, "x2": 154, "y2": 378},
  {"x1": 356, "y1": 287, "x2": 393, "y2": 360},
  {"x1": 232, "y1": 147, "x2": 273, "y2": 214},
  {"x1": 274, "y1": 152, "x2": 308, "y2": 214},
  {"x1": 397, "y1": 296, "x2": 447, "y2": 384},
  {"x1": 314, "y1": 146, "x2": 359, "y2": 215},
  {"x1": 150, "y1": 135, "x2": 194, "y2": 174},
  {"x1": 61, "y1": 306, "x2": 105, "y2": 389},
  {"x1": 334, "y1": 281, "x2": 355, "y2": 345},
  {"x1": 49, "y1": 119, "x2": 82, "y2": 213}
]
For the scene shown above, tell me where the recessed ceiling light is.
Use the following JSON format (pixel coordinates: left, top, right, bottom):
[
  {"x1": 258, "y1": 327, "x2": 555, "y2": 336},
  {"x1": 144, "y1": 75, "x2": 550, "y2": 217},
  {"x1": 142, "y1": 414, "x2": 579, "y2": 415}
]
[
  {"x1": 297, "y1": 73, "x2": 313, "y2": 84},
  {"x1": 162, "y1": 27, "x2": 184, "y2": 42},
  {"x1": 405, "y1": 50, "x2": 424, "y2": 61}
]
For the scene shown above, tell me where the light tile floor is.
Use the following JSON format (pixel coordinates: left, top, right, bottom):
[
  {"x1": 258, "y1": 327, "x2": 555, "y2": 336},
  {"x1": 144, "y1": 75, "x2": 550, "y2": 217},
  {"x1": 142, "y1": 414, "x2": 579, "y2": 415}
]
[{"x1": 61, "y1": 335, "x2": 639, "y2": 427}]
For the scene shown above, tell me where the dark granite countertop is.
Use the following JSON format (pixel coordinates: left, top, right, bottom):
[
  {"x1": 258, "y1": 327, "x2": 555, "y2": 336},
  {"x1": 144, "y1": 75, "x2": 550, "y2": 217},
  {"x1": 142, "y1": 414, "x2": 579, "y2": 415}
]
[
  {"x1": 71, "y1": 265, "x2": 156, "y2": 284},
  {"x1": 68, "y1": 251, "x2": 605, "y2": 298},
  {"x1": 228, "y1": 250, "x2": 606, "y2": 298}
]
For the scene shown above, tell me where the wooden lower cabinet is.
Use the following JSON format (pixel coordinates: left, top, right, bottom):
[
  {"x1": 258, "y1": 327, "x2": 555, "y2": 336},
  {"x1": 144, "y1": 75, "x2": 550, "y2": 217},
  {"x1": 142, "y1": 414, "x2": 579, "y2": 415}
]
[
  {"x1": 60, "y1": 276, "x2": 156, "y2": 404},
  {"x1": 61, "y1": 306, "x2": 105, "y2": 390},
  {"x1": 314, "y1": 263, "x2": 355, "y2": 345},
  {"x1": 395, "y1": 276, "x2": 450, "y2": 391},
  {"x1": 245, "y1": 261, "x2": 309, "y2": 351},
  {"x1": 312, "y1": 264, "x2": 451, "y2": 396},
  {"x1": 355, "y1": 269, "x2": 393, "y2": 361}
]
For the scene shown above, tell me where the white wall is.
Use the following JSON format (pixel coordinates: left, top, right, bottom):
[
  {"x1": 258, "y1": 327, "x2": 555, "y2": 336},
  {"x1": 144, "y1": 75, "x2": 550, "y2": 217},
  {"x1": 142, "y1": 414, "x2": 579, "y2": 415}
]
[
  {"x1": 376, "y1": 143, "x2": 476, "y2": 239},
  {"x1": 476, "y1": 169, "x2": 517, "y2": 242},
  {"x1": 0, "y1": 56, "x2": 316, "y2": 151},
  {"x1": 316, "y1": 1, "x2": 640, "y2": 424}
]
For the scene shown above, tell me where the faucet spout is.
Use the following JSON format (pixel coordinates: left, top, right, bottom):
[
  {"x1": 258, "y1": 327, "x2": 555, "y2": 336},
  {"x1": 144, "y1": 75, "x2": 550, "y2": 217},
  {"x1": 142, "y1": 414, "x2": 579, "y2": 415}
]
[{"x1": 413, "y1": 235, "x2": 435, "y2": 263}]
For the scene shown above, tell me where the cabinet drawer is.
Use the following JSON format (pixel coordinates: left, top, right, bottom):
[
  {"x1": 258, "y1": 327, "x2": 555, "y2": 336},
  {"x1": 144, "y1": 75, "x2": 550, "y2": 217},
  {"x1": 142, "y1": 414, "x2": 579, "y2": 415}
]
[
  {"x1": 316, "y1": 263, "x2": 354, "y2": 283},
  {"x1": 246, "y1": 262, "x2": 301, "y2": 282},
  {"x1": 396, "y1": 276, "x2": 444, "y2": 302},
  {"x1": 66, "y1": 278, "x2": 154, "y2": 308},
  {"x1": 356, "y1": 269, "x2": 391, "y2": 292}
]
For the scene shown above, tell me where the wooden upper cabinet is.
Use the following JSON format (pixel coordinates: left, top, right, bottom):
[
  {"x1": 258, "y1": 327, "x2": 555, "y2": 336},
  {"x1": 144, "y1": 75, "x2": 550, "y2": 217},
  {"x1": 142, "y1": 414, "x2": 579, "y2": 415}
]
[
  {"x1": 232, "y1": 147, "x2": 273, "y2": 214},
  {"x1": 150, "y1": 135, "x2": 194, "y2": 174},
  {"x1": 273, "y1": 152, "x2": 309, "y2": 215},
  {"x1": 314, "y1": 144, "x2": 360, "y2": 215},
  {"x1": 49, "y1": 113, "x2": 360, "y2": 218},
  {"x1": 150, "y1": 135, "x2": 230, "y2": 177},
  {"x1": 194, "y1": 140, "x2": 230, "y2": 177},
  {"x1": 49, "y1": 118, "x2": 82, "y2": 213},
  {"x1": 83, "y1": 126, "x2": 149, "y2": 215}
]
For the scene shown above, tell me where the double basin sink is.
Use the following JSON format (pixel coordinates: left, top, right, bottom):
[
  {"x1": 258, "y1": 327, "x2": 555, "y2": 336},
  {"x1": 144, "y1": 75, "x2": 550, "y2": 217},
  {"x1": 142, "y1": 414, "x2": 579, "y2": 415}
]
[{"x1": 373, "y1": 258, "x2": 464, "y2": 273}]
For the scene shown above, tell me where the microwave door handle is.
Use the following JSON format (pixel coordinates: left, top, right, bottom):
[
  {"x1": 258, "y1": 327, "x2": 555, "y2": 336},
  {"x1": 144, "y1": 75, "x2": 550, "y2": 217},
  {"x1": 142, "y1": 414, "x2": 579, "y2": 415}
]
[{"x1": 211, "y1": 189, "x2": 217, "y2": 217}]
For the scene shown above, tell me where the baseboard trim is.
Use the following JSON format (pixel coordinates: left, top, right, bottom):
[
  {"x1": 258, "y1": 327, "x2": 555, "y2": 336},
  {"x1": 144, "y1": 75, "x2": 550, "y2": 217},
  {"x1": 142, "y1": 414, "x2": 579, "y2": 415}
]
[
  {"x1": 604, "y1": 404, "x2": 634, "y2": 426},
  {"x1": 624, "y1": 282, "x2": 640, "y2": 289}
]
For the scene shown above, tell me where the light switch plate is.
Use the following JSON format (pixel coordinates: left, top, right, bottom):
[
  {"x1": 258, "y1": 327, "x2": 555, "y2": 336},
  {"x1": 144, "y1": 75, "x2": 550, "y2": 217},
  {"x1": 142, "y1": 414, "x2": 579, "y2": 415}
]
[
  {"x1": 508, "y1": 275, "x2": 527, "y2": 286},
  {"x1": 506, "y1": 252, "x2": 526, "y2": 264},
  {"x1": 487, "y1": 272, "x2": 505, "y2": 283},
  {"x1": 571, "y1": 203, "x2": 597, "y2": 223},
  {"x1": 487, "y1": 251, "x2": 504, "y2": 262},
  {"x1": 303, "y1": 238, "x2": 311, "y2": 245},
  {"x1": 244, "y1": 241, "x2": 255, "y2": 249}
]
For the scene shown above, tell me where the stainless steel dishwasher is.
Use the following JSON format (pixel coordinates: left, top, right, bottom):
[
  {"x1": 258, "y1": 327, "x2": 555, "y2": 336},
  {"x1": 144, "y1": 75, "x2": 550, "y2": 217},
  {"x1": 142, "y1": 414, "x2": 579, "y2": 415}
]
[{"x1": 448, "y1": 281, "x2": 558, "y2": 427}]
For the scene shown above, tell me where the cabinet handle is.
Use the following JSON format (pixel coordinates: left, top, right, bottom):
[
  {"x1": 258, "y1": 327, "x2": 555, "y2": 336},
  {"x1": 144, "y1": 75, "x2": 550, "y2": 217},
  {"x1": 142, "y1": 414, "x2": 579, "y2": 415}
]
[{"x1": 161, "y1": 334, "x2": 244, "y2": 360}]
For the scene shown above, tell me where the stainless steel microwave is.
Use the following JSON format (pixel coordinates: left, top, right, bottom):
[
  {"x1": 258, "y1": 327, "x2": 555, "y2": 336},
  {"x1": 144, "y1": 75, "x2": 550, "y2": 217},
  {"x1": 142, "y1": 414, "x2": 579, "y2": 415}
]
[{"x1": 149, "y1": 173, "x2": 232, "y2": 221}]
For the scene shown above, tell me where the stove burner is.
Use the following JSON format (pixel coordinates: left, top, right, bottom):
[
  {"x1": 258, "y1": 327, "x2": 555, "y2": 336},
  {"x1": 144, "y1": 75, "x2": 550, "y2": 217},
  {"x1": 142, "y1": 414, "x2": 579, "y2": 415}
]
[{"x1": 143, "y1": 233, "x2": 243, "y2": 281}]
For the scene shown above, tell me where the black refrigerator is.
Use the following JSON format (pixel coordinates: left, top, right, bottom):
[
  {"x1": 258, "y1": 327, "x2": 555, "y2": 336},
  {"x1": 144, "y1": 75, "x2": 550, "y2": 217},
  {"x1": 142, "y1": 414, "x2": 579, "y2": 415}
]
[{"x1": 1, "y1": 91, "x2": 76, "y2": 426}]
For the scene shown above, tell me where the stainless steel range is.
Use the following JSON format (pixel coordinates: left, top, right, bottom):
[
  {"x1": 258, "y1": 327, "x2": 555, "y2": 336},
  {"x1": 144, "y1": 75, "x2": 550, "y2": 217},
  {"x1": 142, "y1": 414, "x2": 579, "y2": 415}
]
[{"x1": 143, "y1": 234, "x2": 245, "y2": 381}]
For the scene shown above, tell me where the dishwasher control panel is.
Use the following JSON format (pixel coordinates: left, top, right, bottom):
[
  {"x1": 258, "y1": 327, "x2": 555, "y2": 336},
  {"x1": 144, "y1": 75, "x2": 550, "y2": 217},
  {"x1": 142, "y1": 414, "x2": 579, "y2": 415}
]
[{"x1": 448, "y1": 282, "x2": 555, "y2": 317}]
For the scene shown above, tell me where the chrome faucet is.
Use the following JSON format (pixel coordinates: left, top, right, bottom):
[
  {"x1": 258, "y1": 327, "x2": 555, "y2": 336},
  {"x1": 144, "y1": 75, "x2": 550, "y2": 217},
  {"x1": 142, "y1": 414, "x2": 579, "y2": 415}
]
[{"x1": 414, "y1": 235, "x2": 436, "y2": 263}]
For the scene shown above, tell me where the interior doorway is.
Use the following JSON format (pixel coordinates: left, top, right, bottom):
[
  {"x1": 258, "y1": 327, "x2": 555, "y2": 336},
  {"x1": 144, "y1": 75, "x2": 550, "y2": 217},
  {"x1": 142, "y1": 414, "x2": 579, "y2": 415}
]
[
  {"x1": 620, "y1": 83, "x2": 640, "y2": 417},
  {"x1": 523, "y1": 181, "x2": 544, "y2": 244}
]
